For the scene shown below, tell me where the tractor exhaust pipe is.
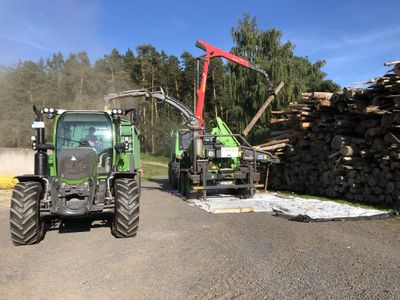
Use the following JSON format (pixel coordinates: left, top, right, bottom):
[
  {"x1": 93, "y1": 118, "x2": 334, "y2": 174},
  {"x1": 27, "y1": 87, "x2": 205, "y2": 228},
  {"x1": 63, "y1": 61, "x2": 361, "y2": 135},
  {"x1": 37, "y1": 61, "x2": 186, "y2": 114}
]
[{"x1": 33, "y1": 106, "x2": 48, "y2": 176}]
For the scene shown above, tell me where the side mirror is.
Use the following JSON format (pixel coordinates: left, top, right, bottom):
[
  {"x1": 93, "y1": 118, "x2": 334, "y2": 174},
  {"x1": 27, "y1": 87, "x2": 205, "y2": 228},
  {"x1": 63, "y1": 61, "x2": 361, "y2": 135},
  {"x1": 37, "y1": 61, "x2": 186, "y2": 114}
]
[
  {"x1": 130, "y1": 109, "x2": 140, "y2": 125},
  {"x1": 114, "y1": 138, "x2": 129, "y2": 152},
  {"x1": 114, "y1": 143, "x2": 125, "y2": 152}
]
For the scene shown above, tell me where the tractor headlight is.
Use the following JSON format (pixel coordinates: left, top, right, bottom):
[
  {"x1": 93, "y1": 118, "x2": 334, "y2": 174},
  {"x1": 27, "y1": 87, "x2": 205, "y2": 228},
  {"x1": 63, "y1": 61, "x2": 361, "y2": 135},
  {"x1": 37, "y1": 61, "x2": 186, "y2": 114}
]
[
  {"x1": 43, "y1": 107, "x2": 49, "y2": 113},
  {"x1": 112, "y1": 109, "x2": 118, "y2": 114},
  {"x1": 48, "y1": 107, "x2": 56, "y2": 119},
  {"x1": 118, "y1": 109, "x2": 122, "y2": 114},
  {"x1": 31, "y1": 135, "x2": 37, "y2": 150},
  {"x1": 124, "y1": 137, "x2": 129, "y2": 150},
  {"x1": 81, "y1": 182, "x2": 90, "y2": 188},
  {"x1": 207, "y1": 150, "x2": 215, "y2": 158}
]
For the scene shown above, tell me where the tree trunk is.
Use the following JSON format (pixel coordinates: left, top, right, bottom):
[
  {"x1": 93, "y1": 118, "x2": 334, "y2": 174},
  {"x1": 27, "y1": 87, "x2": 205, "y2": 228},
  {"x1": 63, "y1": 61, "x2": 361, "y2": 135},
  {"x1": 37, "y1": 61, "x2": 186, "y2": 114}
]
[
  {"x1": 212, "y1": 69, "x2": 218, "y2": 117},
  {"x1": 175, "y1": 78, "x2": 180, "y2": 98},
  {"x1": 111, "y1": 66, "x2": 116, "y2": 93}
]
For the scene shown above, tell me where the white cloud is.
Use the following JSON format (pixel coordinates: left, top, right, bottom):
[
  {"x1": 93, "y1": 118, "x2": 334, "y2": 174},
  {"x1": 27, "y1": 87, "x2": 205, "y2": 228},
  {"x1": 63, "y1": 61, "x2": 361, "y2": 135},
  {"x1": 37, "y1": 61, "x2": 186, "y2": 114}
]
[{"x1": 0, "y1": 35, "x2": 52, "y2": 52}]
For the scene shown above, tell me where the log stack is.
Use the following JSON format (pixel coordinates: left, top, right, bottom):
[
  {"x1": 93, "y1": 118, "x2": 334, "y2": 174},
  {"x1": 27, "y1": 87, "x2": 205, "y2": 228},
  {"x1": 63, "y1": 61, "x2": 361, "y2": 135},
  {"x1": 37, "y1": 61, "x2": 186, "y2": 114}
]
[{"x1": 260, "y1": 63, "x2": 400, "y2": 208}]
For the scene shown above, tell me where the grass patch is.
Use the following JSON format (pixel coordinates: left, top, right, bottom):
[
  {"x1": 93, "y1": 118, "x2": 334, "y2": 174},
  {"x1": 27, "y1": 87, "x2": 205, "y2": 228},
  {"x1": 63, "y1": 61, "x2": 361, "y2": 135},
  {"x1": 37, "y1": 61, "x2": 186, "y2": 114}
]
[
  {"x1": 141, "y1": 153, "x2": 169, "y2": 165},
  {"x1": 142, "y1": 162, "x2": 168, "y2": 180},
  {"x1": 141, "y1": 153, "x2": 169, "y2": 179},
  {"x1": 274, "y1": 190, "x2": 395, "y2": 212}
]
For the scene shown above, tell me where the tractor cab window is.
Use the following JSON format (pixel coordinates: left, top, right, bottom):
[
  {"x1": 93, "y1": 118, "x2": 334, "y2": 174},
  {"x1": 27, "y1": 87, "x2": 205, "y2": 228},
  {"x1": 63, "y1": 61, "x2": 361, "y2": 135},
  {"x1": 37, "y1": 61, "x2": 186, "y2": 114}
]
[
  {"x1": 179, "y1": 131, "x2": 192, "y2": 150},
  {"x1": 56, "y1": 112, "x2": 113, "y2": 175}
]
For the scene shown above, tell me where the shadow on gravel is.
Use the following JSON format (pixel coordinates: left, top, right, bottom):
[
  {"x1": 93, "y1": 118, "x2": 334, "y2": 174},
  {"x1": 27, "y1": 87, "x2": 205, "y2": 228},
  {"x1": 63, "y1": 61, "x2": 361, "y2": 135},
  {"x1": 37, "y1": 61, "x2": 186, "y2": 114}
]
[
  {"x1": 143, "y1": 177, "x2": 171, "y2": 191},
  {"x1": 44, "y1": 218, "x2": 110, "y2": 234}
]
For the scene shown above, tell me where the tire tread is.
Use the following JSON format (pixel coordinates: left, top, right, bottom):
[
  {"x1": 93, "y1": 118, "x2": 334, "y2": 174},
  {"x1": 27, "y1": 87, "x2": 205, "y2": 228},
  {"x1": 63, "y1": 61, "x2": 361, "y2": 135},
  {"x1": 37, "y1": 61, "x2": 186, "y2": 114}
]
[
  {"x1": 10, "y1": 182, "x2": 43, "y2": 245},
  {"x1": 112, "y1": 178, "x2": 140, "y2": 238}
]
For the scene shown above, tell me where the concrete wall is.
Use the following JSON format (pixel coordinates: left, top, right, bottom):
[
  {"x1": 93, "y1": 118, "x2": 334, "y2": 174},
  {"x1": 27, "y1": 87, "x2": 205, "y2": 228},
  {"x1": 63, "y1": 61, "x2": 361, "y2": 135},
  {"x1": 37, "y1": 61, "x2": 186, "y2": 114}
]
[{"x1": 0, "y1": 148, "x2": 34, "y2": 175}]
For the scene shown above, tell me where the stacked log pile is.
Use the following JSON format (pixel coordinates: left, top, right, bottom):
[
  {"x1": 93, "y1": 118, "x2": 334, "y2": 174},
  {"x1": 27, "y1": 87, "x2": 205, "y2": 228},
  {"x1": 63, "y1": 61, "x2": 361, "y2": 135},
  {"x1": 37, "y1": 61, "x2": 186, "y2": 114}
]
[{"x1": 261, "y1": 64, "x2": 400, "y2": 208}]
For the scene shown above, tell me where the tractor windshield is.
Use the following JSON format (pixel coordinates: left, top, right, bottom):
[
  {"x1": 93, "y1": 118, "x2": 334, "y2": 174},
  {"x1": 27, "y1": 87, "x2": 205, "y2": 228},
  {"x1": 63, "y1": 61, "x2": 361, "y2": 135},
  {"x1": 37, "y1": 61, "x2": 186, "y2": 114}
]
[
  {"x1": 56, "y1": 112, "x2": 113, "y2": 175},
  {"x1": 179, "y1": 131, "x2": 192, "y2": 150}
]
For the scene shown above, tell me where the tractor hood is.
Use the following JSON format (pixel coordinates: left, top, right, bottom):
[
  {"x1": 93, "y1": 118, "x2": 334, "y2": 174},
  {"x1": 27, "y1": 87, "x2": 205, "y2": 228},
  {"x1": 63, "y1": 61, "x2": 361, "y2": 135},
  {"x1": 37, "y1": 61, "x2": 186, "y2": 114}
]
[{"x1": 58, "y1": 148, "x2": 98, "y2": 182}]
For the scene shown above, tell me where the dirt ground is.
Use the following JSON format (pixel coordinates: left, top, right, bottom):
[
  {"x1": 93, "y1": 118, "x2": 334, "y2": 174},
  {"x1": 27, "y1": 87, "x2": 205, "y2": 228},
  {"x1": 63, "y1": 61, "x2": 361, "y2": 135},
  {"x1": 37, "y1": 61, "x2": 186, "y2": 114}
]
[{"x1": 0, "y1": 178, "x2": 399, "y2": 299}]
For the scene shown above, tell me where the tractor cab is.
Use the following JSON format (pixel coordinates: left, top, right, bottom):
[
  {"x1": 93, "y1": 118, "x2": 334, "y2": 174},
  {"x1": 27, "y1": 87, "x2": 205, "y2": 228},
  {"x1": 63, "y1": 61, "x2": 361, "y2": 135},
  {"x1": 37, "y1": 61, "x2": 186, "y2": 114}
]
[
  {"x1": 44, "y1": 111, "x2": 115, "y2": 217},
  {"x1": 55, "y1": 112, "x2": 114, "y2": 178},
  {"x1": 168, "y1": 128, "x2": 192, "y2": 188},
  {"x1": 170, "y1": 128, "x2": 192, "y2": 161}
]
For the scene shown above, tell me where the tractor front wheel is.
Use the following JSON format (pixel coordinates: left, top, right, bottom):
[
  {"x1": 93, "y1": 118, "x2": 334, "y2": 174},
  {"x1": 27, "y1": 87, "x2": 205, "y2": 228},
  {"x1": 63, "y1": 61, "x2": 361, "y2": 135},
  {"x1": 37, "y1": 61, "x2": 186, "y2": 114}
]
[
  {"x1": 10, "y1": 182, "x2": 44, "y2": 245},
  {"x1": 111, "y1": 178, "x2": 140, "y2": 238}
]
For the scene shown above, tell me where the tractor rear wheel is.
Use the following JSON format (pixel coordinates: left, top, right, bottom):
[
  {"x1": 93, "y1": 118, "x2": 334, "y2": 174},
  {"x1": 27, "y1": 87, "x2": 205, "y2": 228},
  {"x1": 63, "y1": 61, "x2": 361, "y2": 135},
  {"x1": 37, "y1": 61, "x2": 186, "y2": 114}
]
[
  {"x1": 112, "y1": 178, "x2": 140, "y2": 238},
  {"x1": 239, "y1": 187, "x2": 255, "y2": 199},
  {"x1": 181, "y1": 172, "x2": 200, "y2": 199},
  {"x1": 171, "y1": 173, "x2": 178, "y2": 189},
  {"x1": 10, "y1": 182, "x2": 44, "y2": 245},
  {"x1": 168, "y1": 167, "x2": 178, "y2": 189},
  {"x1": 178, "y1": 171, "x2": 184, "y2": 194}
]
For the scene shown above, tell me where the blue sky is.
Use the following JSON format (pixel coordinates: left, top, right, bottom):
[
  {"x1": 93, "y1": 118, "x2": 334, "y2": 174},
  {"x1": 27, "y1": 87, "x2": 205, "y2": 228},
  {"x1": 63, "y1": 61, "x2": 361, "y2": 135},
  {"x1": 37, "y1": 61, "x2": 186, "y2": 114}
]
[{"x1": 0, "y1": 0, "x2": 399, "y2": 87}]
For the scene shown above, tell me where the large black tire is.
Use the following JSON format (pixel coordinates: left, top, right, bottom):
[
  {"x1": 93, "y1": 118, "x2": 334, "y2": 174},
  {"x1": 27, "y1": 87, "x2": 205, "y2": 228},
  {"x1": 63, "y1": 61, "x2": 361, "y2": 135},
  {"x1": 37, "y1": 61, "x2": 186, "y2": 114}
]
[
  {"x1": 168, "y1": 167, "x2": 178, "y2": 189},
  {"x1": 10, "y1": 182, "x2": 43, "y2": 245},
  {"x1": 181, "y1": 172, "x2": 200, "y2": 199},
  {"x1": 238, "y1": 187, "x2": 255, "y2": 199},
  {"x1": 178, "y1": 171, "x2": 184, "y2": 194},
  {"x1": 111, "y1": 178, "x2": 140, "y2": 238},
  {"x1": 168, "y1": 168, "x2": 172, "y2": 185},
  {"x1": 171, "y1": 172, "x2": 178, "y2": 189},
  {"x1": 180, "y1": 172, "x2": 189, "y2": 198}
]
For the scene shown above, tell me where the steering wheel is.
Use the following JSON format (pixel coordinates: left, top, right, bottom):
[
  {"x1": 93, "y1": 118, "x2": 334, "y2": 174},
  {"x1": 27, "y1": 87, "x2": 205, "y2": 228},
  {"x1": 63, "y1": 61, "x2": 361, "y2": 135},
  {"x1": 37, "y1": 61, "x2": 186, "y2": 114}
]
[{"x1": 79, "y1": 140, "x2": 91, "y2": 147}]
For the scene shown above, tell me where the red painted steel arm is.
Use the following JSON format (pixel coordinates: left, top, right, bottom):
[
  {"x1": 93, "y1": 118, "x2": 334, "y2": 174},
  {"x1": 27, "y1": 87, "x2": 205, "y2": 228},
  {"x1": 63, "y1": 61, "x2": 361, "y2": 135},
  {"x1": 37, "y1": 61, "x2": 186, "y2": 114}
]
[{"x1": 195, "y1": 40, "x2": 269, "y2": 127}]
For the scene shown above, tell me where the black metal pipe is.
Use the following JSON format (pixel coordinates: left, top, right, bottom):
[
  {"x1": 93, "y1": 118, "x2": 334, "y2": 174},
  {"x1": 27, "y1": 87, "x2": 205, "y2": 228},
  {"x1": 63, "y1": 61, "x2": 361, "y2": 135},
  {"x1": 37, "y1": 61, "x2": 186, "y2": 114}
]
[
  {"x1": 34, "y1": 151, "x2": 48, "y2": 176},
  {"x1": 32, "y1": 106, "x2": 48, "y2": 176}
]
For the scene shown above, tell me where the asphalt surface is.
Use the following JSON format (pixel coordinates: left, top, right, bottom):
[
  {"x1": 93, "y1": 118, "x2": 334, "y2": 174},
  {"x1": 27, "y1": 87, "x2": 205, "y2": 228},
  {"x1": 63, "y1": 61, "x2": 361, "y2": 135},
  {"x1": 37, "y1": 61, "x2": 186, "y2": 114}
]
[{"x1": 0, "y1": 178, "x2": 399, "y2": 299}]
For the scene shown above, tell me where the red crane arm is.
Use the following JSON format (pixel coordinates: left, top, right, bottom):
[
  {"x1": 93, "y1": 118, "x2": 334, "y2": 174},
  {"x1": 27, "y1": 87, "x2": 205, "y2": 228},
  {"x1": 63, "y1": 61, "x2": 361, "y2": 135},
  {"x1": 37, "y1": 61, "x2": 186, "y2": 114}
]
[{"x1": 195, "y1": 39, "x2": 269, "y2": 127}]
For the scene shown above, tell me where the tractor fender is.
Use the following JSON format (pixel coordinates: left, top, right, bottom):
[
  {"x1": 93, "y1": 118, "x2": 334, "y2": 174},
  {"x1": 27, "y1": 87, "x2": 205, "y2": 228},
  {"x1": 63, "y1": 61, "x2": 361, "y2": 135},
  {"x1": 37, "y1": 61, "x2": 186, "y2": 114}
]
[
  {"x1": 107, "y1": 172, "x2": 138, "y2": 187},
  {"x1": 107, "y1": 172, "x2": 140, "y2": 199},
  {"x1": 15, "y1": 175, "x2": 48, "y2": 193}
]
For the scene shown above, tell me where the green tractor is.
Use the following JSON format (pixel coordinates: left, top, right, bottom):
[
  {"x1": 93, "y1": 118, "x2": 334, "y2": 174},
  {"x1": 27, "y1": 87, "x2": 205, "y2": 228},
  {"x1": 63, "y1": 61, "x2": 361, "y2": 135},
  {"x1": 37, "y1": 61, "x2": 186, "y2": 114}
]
[
  {"x1": 169, "y1": 40, "x2": 279, "y2": 199},
  {"x1": 168, "y1": 129, "x2": 191, "y2": 188},
  {"x1": 9, "y1": 91, "x2": 147, "y2": 245}
]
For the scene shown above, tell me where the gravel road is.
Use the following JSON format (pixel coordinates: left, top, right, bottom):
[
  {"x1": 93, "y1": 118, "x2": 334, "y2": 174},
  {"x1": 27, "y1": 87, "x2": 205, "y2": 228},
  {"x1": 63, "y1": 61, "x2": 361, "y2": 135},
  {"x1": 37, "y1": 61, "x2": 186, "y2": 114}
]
[{"x1": 0, "y1": 178, "x2": 399, "y2": 299}]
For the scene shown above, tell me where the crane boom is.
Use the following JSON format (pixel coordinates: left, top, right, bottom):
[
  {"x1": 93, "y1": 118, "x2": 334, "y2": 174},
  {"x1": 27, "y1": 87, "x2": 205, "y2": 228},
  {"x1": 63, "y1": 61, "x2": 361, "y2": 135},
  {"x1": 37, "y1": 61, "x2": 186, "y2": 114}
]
[
  {"x1": 195, "y1": 40, "x2": 271, "y2": 127},
  {"x1": 104, "y1": 87, "x2": 200, "y2": 128}
]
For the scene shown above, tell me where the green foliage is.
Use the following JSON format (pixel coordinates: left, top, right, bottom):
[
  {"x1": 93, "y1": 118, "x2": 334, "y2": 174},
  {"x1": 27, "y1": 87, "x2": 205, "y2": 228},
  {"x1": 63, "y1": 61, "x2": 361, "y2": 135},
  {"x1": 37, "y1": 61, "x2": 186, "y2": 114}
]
[
  {"x1": 228, "y1": 14, "x2": 339, "y2": 143},
  {"x1": 0, "y1": 14, "x2": 339, "y2": 153}
]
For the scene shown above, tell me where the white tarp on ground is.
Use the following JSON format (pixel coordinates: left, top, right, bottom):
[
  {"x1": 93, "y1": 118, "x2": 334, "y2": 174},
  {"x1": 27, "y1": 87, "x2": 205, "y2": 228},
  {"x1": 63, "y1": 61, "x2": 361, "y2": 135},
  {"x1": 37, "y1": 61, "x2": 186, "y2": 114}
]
[{"x1": 187, "y1": 192, "x2": 390, "y2": 221}]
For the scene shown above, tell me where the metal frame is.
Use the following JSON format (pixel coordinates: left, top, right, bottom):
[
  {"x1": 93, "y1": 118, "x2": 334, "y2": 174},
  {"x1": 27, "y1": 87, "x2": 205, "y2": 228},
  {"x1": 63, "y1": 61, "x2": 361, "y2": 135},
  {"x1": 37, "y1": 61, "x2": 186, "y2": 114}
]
[
  {"x1": 184, "y1": 133, "x2": 262, "y2": 199},
  {"x1": 104, "y1": 87, "x2": 200, "y2": 129},
  {"x1": 194, "y1": 40, "x2": 272, "y2": 128}
]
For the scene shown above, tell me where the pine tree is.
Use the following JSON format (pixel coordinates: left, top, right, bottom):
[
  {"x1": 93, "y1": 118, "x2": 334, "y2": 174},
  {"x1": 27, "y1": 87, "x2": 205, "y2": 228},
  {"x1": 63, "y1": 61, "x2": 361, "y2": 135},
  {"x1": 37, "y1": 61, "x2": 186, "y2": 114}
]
[{"x1": 228, "y1": 13, "x2": 339, "y2": 142}]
